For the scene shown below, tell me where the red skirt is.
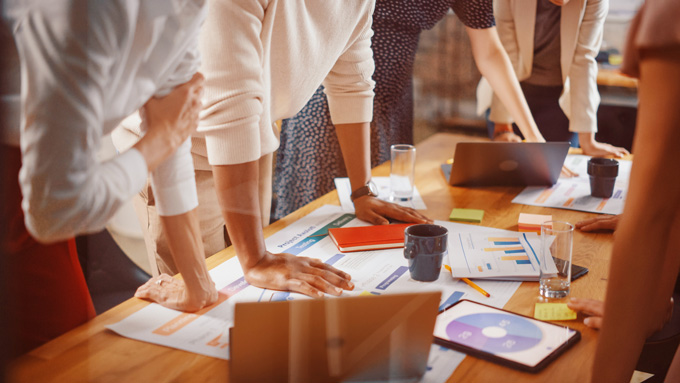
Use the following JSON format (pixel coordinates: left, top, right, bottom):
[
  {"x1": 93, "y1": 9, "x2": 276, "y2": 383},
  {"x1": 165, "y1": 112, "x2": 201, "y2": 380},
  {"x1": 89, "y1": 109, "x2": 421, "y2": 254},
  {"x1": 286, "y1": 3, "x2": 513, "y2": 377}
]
[{"x1": 1, "y1": 145, "x2": 95, "y2": 357}]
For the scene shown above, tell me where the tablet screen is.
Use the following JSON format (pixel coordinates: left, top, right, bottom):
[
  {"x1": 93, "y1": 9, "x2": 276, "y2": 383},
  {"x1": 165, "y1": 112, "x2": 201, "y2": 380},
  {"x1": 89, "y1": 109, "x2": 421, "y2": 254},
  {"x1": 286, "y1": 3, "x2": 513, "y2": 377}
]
[{"x1": 434, "y1": 300, "x2": 579, "y2": 369}]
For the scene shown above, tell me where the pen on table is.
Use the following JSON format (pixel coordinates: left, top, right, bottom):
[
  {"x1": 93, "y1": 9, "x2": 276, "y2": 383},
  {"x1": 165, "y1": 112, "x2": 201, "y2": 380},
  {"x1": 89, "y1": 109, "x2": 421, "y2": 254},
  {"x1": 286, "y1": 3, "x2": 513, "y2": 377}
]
[{"x1": 461, "y1": 277, "x2": 491, "y2": 298}]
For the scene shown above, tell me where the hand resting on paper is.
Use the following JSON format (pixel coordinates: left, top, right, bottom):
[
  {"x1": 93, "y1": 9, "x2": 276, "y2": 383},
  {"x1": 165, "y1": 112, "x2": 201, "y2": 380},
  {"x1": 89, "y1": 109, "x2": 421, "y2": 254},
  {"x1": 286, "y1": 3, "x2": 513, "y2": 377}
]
[
  {"x1": 560, "y1": 165, "x2": 578, "y2": 178},
  {"x1": 579, "y1": 136, "x2": 629, "y2": 159},
  {"x1": 243, "y1": 251, "x2": 355, "y2": 298},
  {"x1": 135, "y1": 273, "x2": 218, "y2": 312},
  {"x1": 568, "y1": 297, "x2": 673, "y2": 333},
  {"x1": 576, "y1": 214, "x2": 621, "y2": 232},
  {"x1": 353, "y1": 195, "x2": 431, "y2": 226}
]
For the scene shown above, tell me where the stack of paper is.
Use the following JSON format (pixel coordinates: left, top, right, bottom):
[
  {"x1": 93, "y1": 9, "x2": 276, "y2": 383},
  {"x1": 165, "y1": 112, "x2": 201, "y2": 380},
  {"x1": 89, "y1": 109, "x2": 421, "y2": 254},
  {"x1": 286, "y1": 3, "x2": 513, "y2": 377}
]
[
  {"x1": 518, "y1": 213, "x2": 552, "y2": 233},
  {"x1": 446, "y1": 229, "x2": 557, "y2": 281}
]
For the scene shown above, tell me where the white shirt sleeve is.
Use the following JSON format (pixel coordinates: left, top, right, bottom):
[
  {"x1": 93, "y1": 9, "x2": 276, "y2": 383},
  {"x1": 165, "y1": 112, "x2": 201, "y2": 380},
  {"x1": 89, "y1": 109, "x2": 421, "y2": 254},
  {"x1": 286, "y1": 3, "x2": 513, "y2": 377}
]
[
  {"x1": 14, "y1": 4, "x2": 149, "y2": 242},
  {"x1": 146, "y1": 7, "x2": 203, "y2": 217}
]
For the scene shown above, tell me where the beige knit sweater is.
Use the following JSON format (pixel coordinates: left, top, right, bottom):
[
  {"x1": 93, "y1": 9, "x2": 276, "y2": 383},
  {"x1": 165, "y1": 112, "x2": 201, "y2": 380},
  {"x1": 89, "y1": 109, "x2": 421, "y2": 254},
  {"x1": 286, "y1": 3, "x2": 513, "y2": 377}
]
[{"x1": 192, "y1": 0, "x2": 376, "y2": 169}]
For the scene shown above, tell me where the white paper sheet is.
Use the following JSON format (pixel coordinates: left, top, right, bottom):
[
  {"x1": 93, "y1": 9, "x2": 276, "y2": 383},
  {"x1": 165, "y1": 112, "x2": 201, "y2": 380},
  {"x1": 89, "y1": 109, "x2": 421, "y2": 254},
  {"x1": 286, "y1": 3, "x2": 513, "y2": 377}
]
[
  {"x1": 512, "y1": 154, "x2": 633, "y2": 215},
  {"x1": 445, "y1": 228, "x2": 557, "y2": 281},
  {"x1": 108, "y1": 206, "x2": 522, "y2": 382},
  {"x1": 334, "y1": 177, "x2": 427, "y2": 211}
]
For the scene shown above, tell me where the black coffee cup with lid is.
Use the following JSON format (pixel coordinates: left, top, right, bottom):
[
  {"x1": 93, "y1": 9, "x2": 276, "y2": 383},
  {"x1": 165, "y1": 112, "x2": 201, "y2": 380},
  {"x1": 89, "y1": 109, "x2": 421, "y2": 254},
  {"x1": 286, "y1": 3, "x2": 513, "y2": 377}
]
[{"x1": 587, "y1": 158, "x2": 619, "y2": 198}]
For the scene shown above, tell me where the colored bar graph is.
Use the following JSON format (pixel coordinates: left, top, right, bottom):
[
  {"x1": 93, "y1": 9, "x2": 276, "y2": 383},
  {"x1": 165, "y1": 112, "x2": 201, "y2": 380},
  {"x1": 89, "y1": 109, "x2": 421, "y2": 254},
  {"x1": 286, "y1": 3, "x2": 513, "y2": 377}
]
[
  {"x1": 486, "y1": 263, "x2": 492, "y2": 270},
  {"x1": 493, "y1": 241, "x2": 521, "y2": 246},
  {"x1": 562, "y1": 197, "x2": 575, "y2": 207},
  {"x1": 488, "y1": 237, "x2": 520, "y2": 242},
  {"x1": 516, "y1": 260, "x2": 531, "y2": 265},
  {"x1": 504, "y1": 249, "x2": 526, "y2": 254},
  {"x1": 501, "y1": 255, "x2": 529, "y2": 261},
  {"x1": 484, "y1": 246, "x2": 524, "y2": 252},
  {"x1": 477, "y1": 266, "x2": 483, "y2": 272}
]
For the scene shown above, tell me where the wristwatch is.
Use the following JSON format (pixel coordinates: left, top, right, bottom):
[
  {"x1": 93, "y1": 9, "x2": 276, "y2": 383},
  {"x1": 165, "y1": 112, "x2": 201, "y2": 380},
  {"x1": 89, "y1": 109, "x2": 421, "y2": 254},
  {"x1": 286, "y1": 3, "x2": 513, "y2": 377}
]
[{"x1": 350, "y1": 180, "x2": 379, "y2": 202}]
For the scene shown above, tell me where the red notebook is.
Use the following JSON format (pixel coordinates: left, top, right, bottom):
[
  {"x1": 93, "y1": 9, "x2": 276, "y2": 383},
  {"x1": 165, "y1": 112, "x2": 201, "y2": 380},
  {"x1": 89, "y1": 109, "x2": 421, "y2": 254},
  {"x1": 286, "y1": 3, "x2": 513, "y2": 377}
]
[{"x1": 328, "y1": 224, "x2": 414, "y2": 252}]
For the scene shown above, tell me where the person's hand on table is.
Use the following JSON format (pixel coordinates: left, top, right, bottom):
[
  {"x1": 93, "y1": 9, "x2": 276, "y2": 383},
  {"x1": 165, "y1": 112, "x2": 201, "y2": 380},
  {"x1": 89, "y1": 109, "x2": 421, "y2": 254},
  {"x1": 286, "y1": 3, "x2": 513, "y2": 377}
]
[
  {"x1": 567, "y1": 298, "x2": 605, "y2": 329},
  {"x1": 576, "y1": 215, "x2": 621, "y2": 232},
  {"x1": 568, "y1": 297, "x2": 674, "y2": 332},
  {"x1": 492, "y1": 123, "x2": 522, "y2": 142},
  {"x1": 353, "y1": 196, "x2": 431, "y2": 225},
  {"x1": 135, "y1": 273, "x2": 218, "y2": 312},
  {"x1": 579, "y1": 136, "x2": 630, "y2": 159},
  {"x1": 242, "y1": 251, "x2": 354, "y2": 298},
  {"x1": 561, "y1": 165, "x2": 578, "y2": 178}
]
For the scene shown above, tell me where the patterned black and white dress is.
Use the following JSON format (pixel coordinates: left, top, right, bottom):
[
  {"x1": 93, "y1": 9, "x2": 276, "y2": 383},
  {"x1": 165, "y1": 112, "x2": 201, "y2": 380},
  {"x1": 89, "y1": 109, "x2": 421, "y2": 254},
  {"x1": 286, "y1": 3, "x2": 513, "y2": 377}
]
[{"x1": 273, "y1": 0, "x2": 495, "y2": 219}]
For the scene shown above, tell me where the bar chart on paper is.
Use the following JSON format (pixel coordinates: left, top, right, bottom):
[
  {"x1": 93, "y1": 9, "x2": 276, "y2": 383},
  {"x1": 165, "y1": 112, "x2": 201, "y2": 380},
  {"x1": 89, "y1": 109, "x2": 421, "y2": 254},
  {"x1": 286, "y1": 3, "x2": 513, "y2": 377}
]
[
  {"x1": 512, "y1": 154, "x2": 631, "y2": 215},
  {"x1": 447, "y1": 232, "x2": 553, "y2": 281}
]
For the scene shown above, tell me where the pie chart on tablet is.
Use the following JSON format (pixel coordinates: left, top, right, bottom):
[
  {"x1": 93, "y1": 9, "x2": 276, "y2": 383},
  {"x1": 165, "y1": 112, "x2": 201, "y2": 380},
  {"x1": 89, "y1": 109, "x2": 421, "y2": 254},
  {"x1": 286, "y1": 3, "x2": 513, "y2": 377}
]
[{"x1": 445, "y1": 313, "x2": 543, "y2": 353}]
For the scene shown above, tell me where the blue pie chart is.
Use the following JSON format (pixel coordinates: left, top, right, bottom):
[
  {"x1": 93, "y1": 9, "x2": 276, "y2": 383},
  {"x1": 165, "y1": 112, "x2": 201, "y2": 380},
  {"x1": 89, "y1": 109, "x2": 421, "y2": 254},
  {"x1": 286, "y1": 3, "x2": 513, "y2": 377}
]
[{"x1": 445, "y1": 313, "x2": 543, "y2": 353}]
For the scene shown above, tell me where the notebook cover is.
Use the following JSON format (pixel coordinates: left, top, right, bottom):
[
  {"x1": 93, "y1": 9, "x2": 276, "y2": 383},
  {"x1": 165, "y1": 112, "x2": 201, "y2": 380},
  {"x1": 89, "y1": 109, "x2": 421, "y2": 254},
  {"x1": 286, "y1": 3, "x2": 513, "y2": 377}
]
[{"x1": 328, "y1": 224, "x2": 414, "y2": 252}]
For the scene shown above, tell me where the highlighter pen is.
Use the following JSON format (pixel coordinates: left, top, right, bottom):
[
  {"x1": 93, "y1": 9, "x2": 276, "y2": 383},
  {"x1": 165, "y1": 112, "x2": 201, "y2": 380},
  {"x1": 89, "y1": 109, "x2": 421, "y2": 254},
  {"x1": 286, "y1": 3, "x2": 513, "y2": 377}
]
[{"x1": 461, "y1": 278, "x2": 491, "y2": 298}]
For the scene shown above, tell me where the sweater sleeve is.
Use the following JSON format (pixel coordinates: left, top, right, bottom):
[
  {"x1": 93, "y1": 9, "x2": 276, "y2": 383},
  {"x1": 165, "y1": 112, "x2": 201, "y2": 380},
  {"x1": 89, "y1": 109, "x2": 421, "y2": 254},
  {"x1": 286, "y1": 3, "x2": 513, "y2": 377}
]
[
  {"x1": 323, "y1": 8, "x2": 375, "y2": 125},
  {"x1": 197, "y1": 0, "x2": 268, "y2": 165},
  {"x1": 15, "y1": 3, "x2": 148, "y2": 242}
]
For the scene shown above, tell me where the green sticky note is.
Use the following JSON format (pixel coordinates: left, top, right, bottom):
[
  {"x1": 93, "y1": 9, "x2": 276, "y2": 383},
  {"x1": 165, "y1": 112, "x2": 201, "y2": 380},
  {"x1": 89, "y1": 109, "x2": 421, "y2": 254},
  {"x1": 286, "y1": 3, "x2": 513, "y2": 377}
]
[
  {"x1": 534, "y1": 303, "x2": 577, "y2": 321},
  {"x1": 449, "y1": 208, "x2": 484, "y2": 223}
]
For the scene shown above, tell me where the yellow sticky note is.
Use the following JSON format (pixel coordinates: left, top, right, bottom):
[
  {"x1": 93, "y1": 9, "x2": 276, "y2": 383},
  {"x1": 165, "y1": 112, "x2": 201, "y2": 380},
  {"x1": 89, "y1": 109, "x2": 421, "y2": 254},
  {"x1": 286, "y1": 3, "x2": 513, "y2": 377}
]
[{"x1": 534, "y1": 303, "x2": 577, "y2": 321}]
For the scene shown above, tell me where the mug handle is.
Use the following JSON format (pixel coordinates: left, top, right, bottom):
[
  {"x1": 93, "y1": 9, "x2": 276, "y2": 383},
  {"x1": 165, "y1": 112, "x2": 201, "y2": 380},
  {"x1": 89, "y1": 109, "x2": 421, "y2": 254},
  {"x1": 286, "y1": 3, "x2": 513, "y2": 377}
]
[{"x1": 404, "y1": 239, "x2": 418, "y2": 260}]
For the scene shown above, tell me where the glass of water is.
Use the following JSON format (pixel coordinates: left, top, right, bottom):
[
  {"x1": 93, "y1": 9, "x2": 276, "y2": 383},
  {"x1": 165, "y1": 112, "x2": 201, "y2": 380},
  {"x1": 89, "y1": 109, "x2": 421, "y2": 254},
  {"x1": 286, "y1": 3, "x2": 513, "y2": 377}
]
[
  {"x1": 390, "y1": 144, "x2": 416, "y2": 202},
  {"x1": 539, "y1": 221, "x2": 574, "y2": 299}
]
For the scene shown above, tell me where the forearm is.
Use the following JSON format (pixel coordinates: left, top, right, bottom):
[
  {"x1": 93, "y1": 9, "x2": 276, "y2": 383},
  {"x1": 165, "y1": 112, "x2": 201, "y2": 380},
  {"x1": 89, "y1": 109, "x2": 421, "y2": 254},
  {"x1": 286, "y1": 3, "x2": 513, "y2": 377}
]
[
  {"x1": 592, "y1": 199, "x2": 679, "y2": 381},
  {"x1": 577, "y1": 133, "x2": 596, "y2": 149},
  {"x1": 468, "y1": 27, "x2": 544, "y2": 142},
  {"x1": 212, "y1": 161, "x2": 267, "y2": 270},
  {"x1": 159, "y1": 209, "x2": 215, "y2": 308},
  {"x1": 335, "y1": 122, "x2": 372, "y2": 191},
  {"x1": 591, "y1": 50, "x2": 680, "y2": 382}
]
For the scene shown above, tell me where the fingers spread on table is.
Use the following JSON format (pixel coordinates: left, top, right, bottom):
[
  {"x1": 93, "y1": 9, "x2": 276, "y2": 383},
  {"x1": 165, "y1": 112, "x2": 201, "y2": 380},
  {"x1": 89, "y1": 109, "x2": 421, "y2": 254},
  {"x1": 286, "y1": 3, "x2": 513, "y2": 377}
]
[
  {"x1": 583, "y1": 316, "x2": 603, "y2": 329},
  {"x1": 286, "y1": 278, "x2": 324, "y2": 298},
  {"x1": 306, "y1": 258, "x2": 354, "y2": 290},
  {"x1": 567, "y1": 298, "x2": 604, "y2": 317},
  {"x1": 576, "y1": 216, "x2": 619, "y2": 232}
]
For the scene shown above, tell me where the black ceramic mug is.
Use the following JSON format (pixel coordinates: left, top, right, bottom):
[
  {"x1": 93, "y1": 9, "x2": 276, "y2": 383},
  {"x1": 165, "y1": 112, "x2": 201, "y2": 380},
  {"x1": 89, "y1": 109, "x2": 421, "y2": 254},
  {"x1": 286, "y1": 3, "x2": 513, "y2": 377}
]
[
  {"x1": 587, "y1": 158, "x2": 619, "y2": 198},
  {"x1": 403, "y1": 224, "x2": 448, "y2": 282}
]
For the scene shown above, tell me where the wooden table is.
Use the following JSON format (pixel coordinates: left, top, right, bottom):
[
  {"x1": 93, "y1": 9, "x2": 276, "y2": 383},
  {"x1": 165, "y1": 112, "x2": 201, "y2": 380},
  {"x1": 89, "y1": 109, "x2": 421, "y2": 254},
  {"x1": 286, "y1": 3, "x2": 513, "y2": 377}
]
[
  {"x1": 9, "y1": 133, "x2": 627, "y2": 382},
  {"x1": 597, "y1": 68, "x2": 638, "y2": 88}
]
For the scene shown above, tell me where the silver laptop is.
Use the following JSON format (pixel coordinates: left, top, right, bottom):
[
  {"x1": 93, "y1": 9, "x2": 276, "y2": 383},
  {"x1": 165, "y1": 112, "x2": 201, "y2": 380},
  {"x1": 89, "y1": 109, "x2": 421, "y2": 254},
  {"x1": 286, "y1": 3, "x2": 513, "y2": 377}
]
[
  {"x1": 230, "y1": 292, "x2": 441, "y2": 383},
  {"x1": 448, "y1": 142, "x2": 569, "y2": 187}
]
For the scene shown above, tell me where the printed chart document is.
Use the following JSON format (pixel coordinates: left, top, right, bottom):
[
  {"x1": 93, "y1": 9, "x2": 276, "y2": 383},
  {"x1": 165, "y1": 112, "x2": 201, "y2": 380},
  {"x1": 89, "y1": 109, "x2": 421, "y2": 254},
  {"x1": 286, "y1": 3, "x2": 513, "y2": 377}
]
[
  {"x1": 108, "y1": 206, "x2": 521, "y2": 382},
  {"x1": 334, "y1": 177, "x2": 427, "y2": 211},
  {"x1": 512, "y1": 154, "x2": 632, "y2": 215},
  {"x1": 447, "y1": 230, "x2": 558, "y2": 281}
]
